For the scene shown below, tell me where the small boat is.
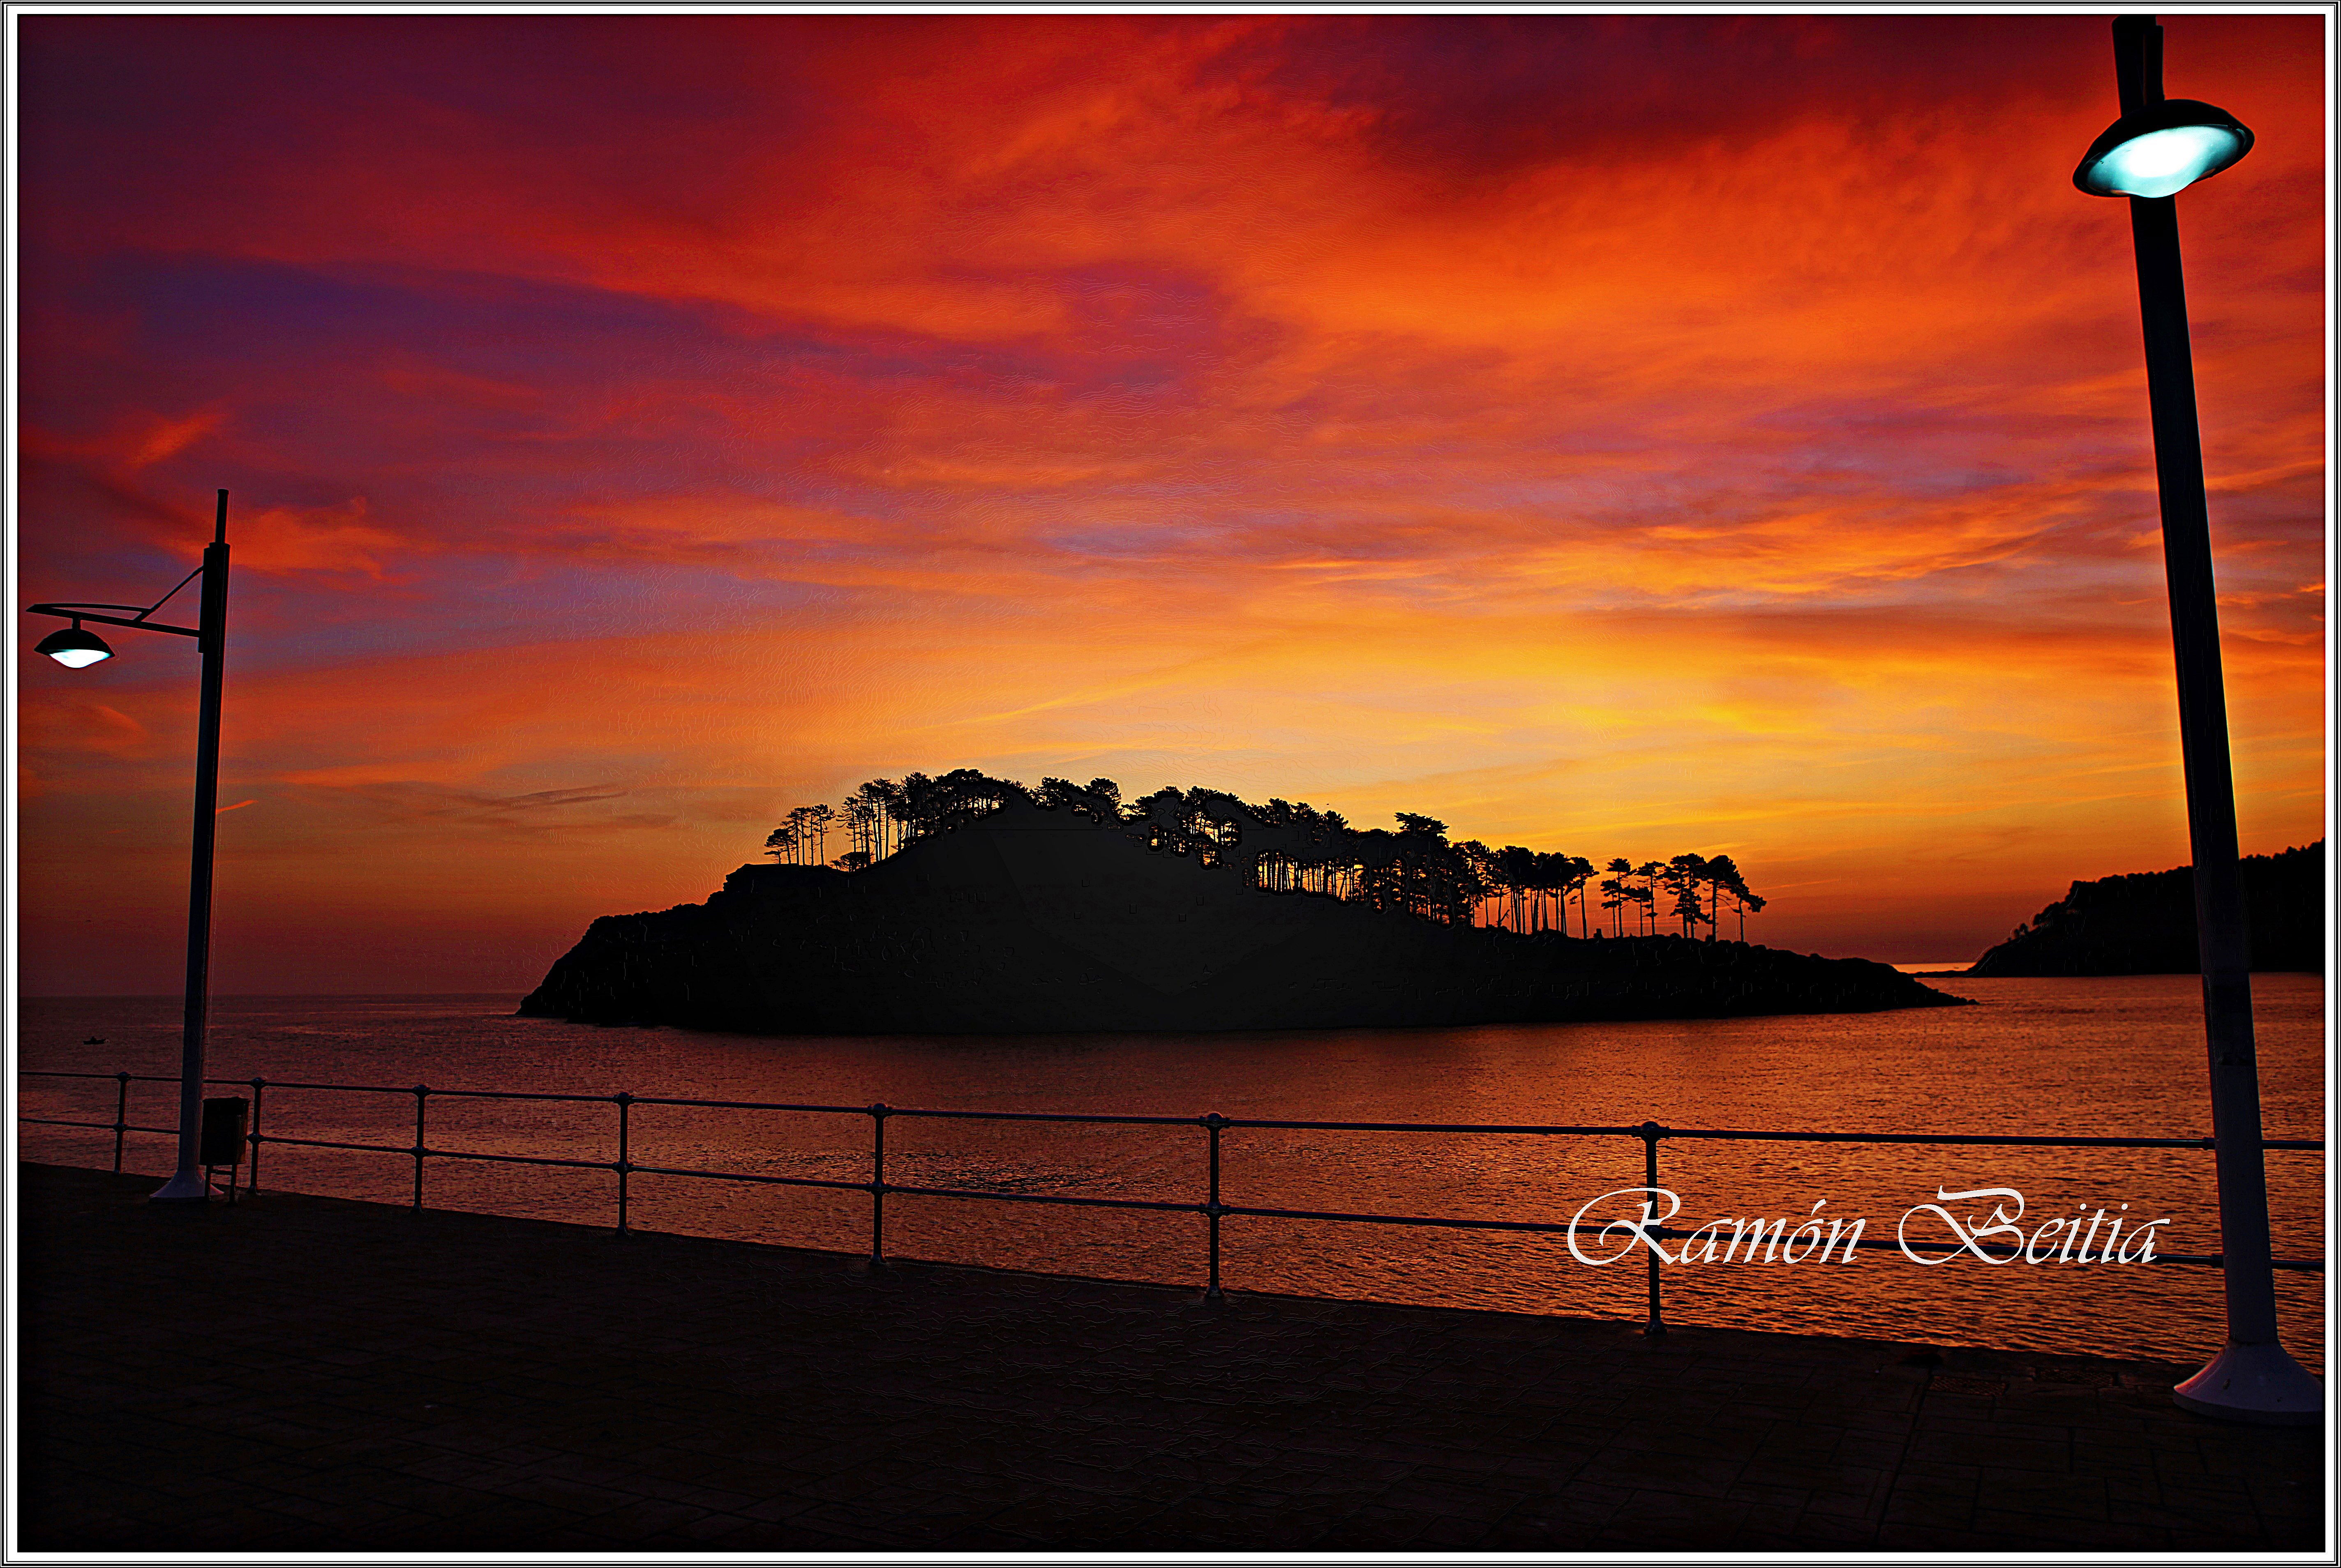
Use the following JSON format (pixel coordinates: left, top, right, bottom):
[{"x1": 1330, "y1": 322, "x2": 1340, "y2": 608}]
[{"x1": 83, "y1": 1036, "x2": 104, "y2": 1045}]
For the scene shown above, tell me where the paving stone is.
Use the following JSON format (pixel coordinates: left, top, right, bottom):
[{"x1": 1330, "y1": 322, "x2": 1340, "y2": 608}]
[
  {"x1": 15, "y1": 1163, "x2": 2320, "y2": 1553},
  {"x1": 1969, "y1": 1507, "x2": 2170, "y2": 1549}
]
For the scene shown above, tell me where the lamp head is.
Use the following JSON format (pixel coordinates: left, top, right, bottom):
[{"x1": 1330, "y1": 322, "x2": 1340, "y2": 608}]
[
  {"x1": 36, "y1": 621, "x2": 114, "y2": 669},
  {"x1": 2075, "y1": 98, "x2": 2253, "y2": 197}
]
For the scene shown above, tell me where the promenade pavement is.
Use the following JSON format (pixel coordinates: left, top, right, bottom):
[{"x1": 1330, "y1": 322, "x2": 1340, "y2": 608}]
[{"x1": 15, "y1": 1162, "x2": 2325, "y2": 1554}]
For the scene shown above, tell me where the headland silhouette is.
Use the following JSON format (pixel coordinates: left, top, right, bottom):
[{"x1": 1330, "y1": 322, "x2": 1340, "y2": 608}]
[{"x1": 1967, "y1": 842, "x2": 2325, "y2": 977}]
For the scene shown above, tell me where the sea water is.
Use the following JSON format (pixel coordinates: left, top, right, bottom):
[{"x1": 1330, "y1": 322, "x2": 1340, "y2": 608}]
[{"x1": 16, "y1": 973, "x2": 2327, "y2": 1370}]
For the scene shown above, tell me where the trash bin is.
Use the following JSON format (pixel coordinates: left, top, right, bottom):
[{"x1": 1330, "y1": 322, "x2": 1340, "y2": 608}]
[{"x1": 199, "y1": 1097, "x2": 248, "y2": 1166}]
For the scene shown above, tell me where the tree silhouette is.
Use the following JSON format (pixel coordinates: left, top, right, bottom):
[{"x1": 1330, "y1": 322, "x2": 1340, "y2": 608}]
[
  {"x1": 861, "y1": 779, "x2": 906, "y2": 858},
  {"x1": 771, "y1": 770, "x2": 1773, "y2": 946},
  {"x1": 1563, "y1": 854, "x2": 1596, "y2": 938},
  {"x1": 1515, "y1": 851, "x2": 1545, "y2": 932},
  {"x1": 1703, "y1": 853, "x2": 1745, "y2": 942},
  {"x1": 1632, "y1": 861, "x2": 1662, "y2": 935},
  {"x1": 1599, "y1": 857, "x2": 1634, "y2": 936},
  {"x1": 1456, "y1": 840, "x2": 1501, "y2": 927},
  {"x1": 1495, "y1": 846, "x2": 1525, "y2": 929},
  {"x1": 890, "y1": 772, "x2": 933, "y2": 842},
  {"x1": 843, "y1": 788, "x2": 882, "y2": 864},
  {"x1": 1663, "y1": 854, "x2": 1712, "y2": 938},
  {"x1": 1704, "y1": 856, "x2": 1764, "y2": 940},
  {"x1": 1315, "y1": 809, "x2": 1350, "y2": 898}
]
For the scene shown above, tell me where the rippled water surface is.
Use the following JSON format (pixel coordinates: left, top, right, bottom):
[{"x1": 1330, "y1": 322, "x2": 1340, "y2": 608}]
[{"x1": 18, "y1": 975, "x2": 2327, "y2": 1370}]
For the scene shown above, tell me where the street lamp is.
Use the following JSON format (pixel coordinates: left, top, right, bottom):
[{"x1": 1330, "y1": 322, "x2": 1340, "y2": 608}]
[
  {"x1": 2075, "y1": 103, "x2": 2253, "y2": 199},
  {"x1": 2075, "y1": 16, "x2": 2319, "y2": 1425},
  {"x1": 26, "y1": 490, "x2": 233, "y2": 1204},
  {"x1": 33, "y1": 622, "x2": 116, "y2": 668}
]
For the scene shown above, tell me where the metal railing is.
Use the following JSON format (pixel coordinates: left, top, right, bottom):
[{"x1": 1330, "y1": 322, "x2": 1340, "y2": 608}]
[{"x1": 20, "y1": 1069, "x2": 2325, "y2": 1335}]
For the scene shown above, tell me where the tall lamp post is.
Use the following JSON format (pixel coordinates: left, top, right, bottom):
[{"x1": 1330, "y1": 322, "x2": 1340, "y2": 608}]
[
  {"x1": 27, "y1": 490, "x2": 233, "y2": 1204},
  {"x1": 2072, "y1": 16, "x2": 2319, "y2": 1424}
]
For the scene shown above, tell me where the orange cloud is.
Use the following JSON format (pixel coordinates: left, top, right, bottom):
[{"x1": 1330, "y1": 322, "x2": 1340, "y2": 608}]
[{"x1": 14, "y1": 13, "x2": 2324, "y2": 991}]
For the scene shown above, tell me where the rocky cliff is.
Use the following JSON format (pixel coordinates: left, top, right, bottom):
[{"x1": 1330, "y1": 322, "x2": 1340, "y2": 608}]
[
  {"x1": 1966, "y1": 842, "x2": 2325, "y2": 977},
  {"x1": 519, "y1": 801, "x2": 1962, "y2": 1034}
]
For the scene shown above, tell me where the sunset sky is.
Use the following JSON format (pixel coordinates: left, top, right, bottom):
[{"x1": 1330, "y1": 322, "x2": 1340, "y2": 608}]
[{"x1": 14, "y1": 11, "x2": 2328, "y2": 994}]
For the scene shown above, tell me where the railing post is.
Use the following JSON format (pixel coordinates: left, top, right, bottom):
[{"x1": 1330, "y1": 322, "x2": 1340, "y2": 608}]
[
  {"x1": 869, "y1": 1103, "x2": 889, "y2": 1265},
  {"x1": 247, "y1": 1077, "x2": 265, "y2": 1194},
  {"x1": 1203, "y1": 1113, "x2": 1226, "y2": 1301},
  {"x1": 614, "y1": 1092, "x2": 634, "y2": 1234},
  {"x1": 411, "y1": 1085, "x2": 429, "y2": 1210},
  {"x1": 112, "y1": 1072, "x2": 130, "y2": 1173},
  {"x1": 1641, "y1": 1121, "x2": 1666, "y2": 1337}
]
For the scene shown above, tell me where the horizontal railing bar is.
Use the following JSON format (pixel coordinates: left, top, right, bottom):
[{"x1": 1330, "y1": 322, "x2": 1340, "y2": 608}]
[
  {"x1": 1627, "y1": 1224, "x2": 2327, "y2": 1271},
  {"x1": 880, "y1": 1183, "x2": 1202, "y2": 1213},
  {"x1": 17, "y1": 1078, "x2": 813, "y2": 1114},
  {"x1": 19, "y1": 1117, "x2": 177, "y2": 1137},
  {"x1": 250, "y1": 1134, "x2": 611, "y2": 1174},
  {"x1": 21, "y1": 1073, "x2": 630, "y2": 1111},
  {"x1": 1229, "y1": 1118, "x2": 1643, "y2": 1136},
  {"x1": 360, "y1": 1086, "x2": 616, "y2": 1105},
  {"x1": 249, "y1": 1134, "x2": 423, "y2": 1158},
  {"x1": 618, "y1": 1096, "x2": 1198, "y2": 1126},
  {"x1": 19, "y1": 1117, "x2": 176, "y2": 1137},
  {"x1": 404, "y1": 1146, "x2": 617, "y2": 1173},
  {"x1": 881, "y1": 1107, "x2": 1208, "y2": 1128},
  {"x1": 1225, "y1": 1202, "x2": 1580, "y2": 1235},
  {"x1": 624, "y1": 1164, "x2": 876, "y2": 1193},
  {"x1": 18, "y1": 1072, "x2": 2324, "y2": 1150},
  {"x1": 1224, "y1": 1118, "x2": 2322, "y2": 1151},
  {"x1": 623, "y1": 1096, "x2": 882, "y2": 1115},
  {"x1": 1659, "y1": 1129, "x2": 2214, "y2": 1149},
  {"x1": 230, "y1": 1079, "x2": 617, "y2": 1104},
  {"x1": 620, "y1": 1164, "x2": 1202, "y2": 1209}
]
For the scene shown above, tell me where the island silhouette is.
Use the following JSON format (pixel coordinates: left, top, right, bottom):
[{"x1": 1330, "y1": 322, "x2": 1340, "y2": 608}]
[{"x1": 521, "y1": 772, "x2": 1960, "y2": 1033}]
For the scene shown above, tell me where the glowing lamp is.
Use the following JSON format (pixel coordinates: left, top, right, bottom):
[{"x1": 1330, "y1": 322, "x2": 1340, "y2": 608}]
[
  {"x1": 36, "y1": 622, "x2": 114, "y2": 668},
  {"x1": 2074, "y1": 99, "x2": 2253, "y2": 197}
]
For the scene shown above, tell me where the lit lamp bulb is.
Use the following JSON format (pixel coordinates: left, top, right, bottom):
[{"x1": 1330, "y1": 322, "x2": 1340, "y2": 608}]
[
  {"x1": 35, "y1": 622, "x2": 114, "y2": 668},
  {"x1": 2075, "y1": 99, "x2": 2254, "y2": 198}
]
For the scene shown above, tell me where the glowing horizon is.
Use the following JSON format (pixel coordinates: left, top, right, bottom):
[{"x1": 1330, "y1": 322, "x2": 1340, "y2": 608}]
[{"x1": 15, "y1": 13, "x2": 2326, "y2": 994}]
